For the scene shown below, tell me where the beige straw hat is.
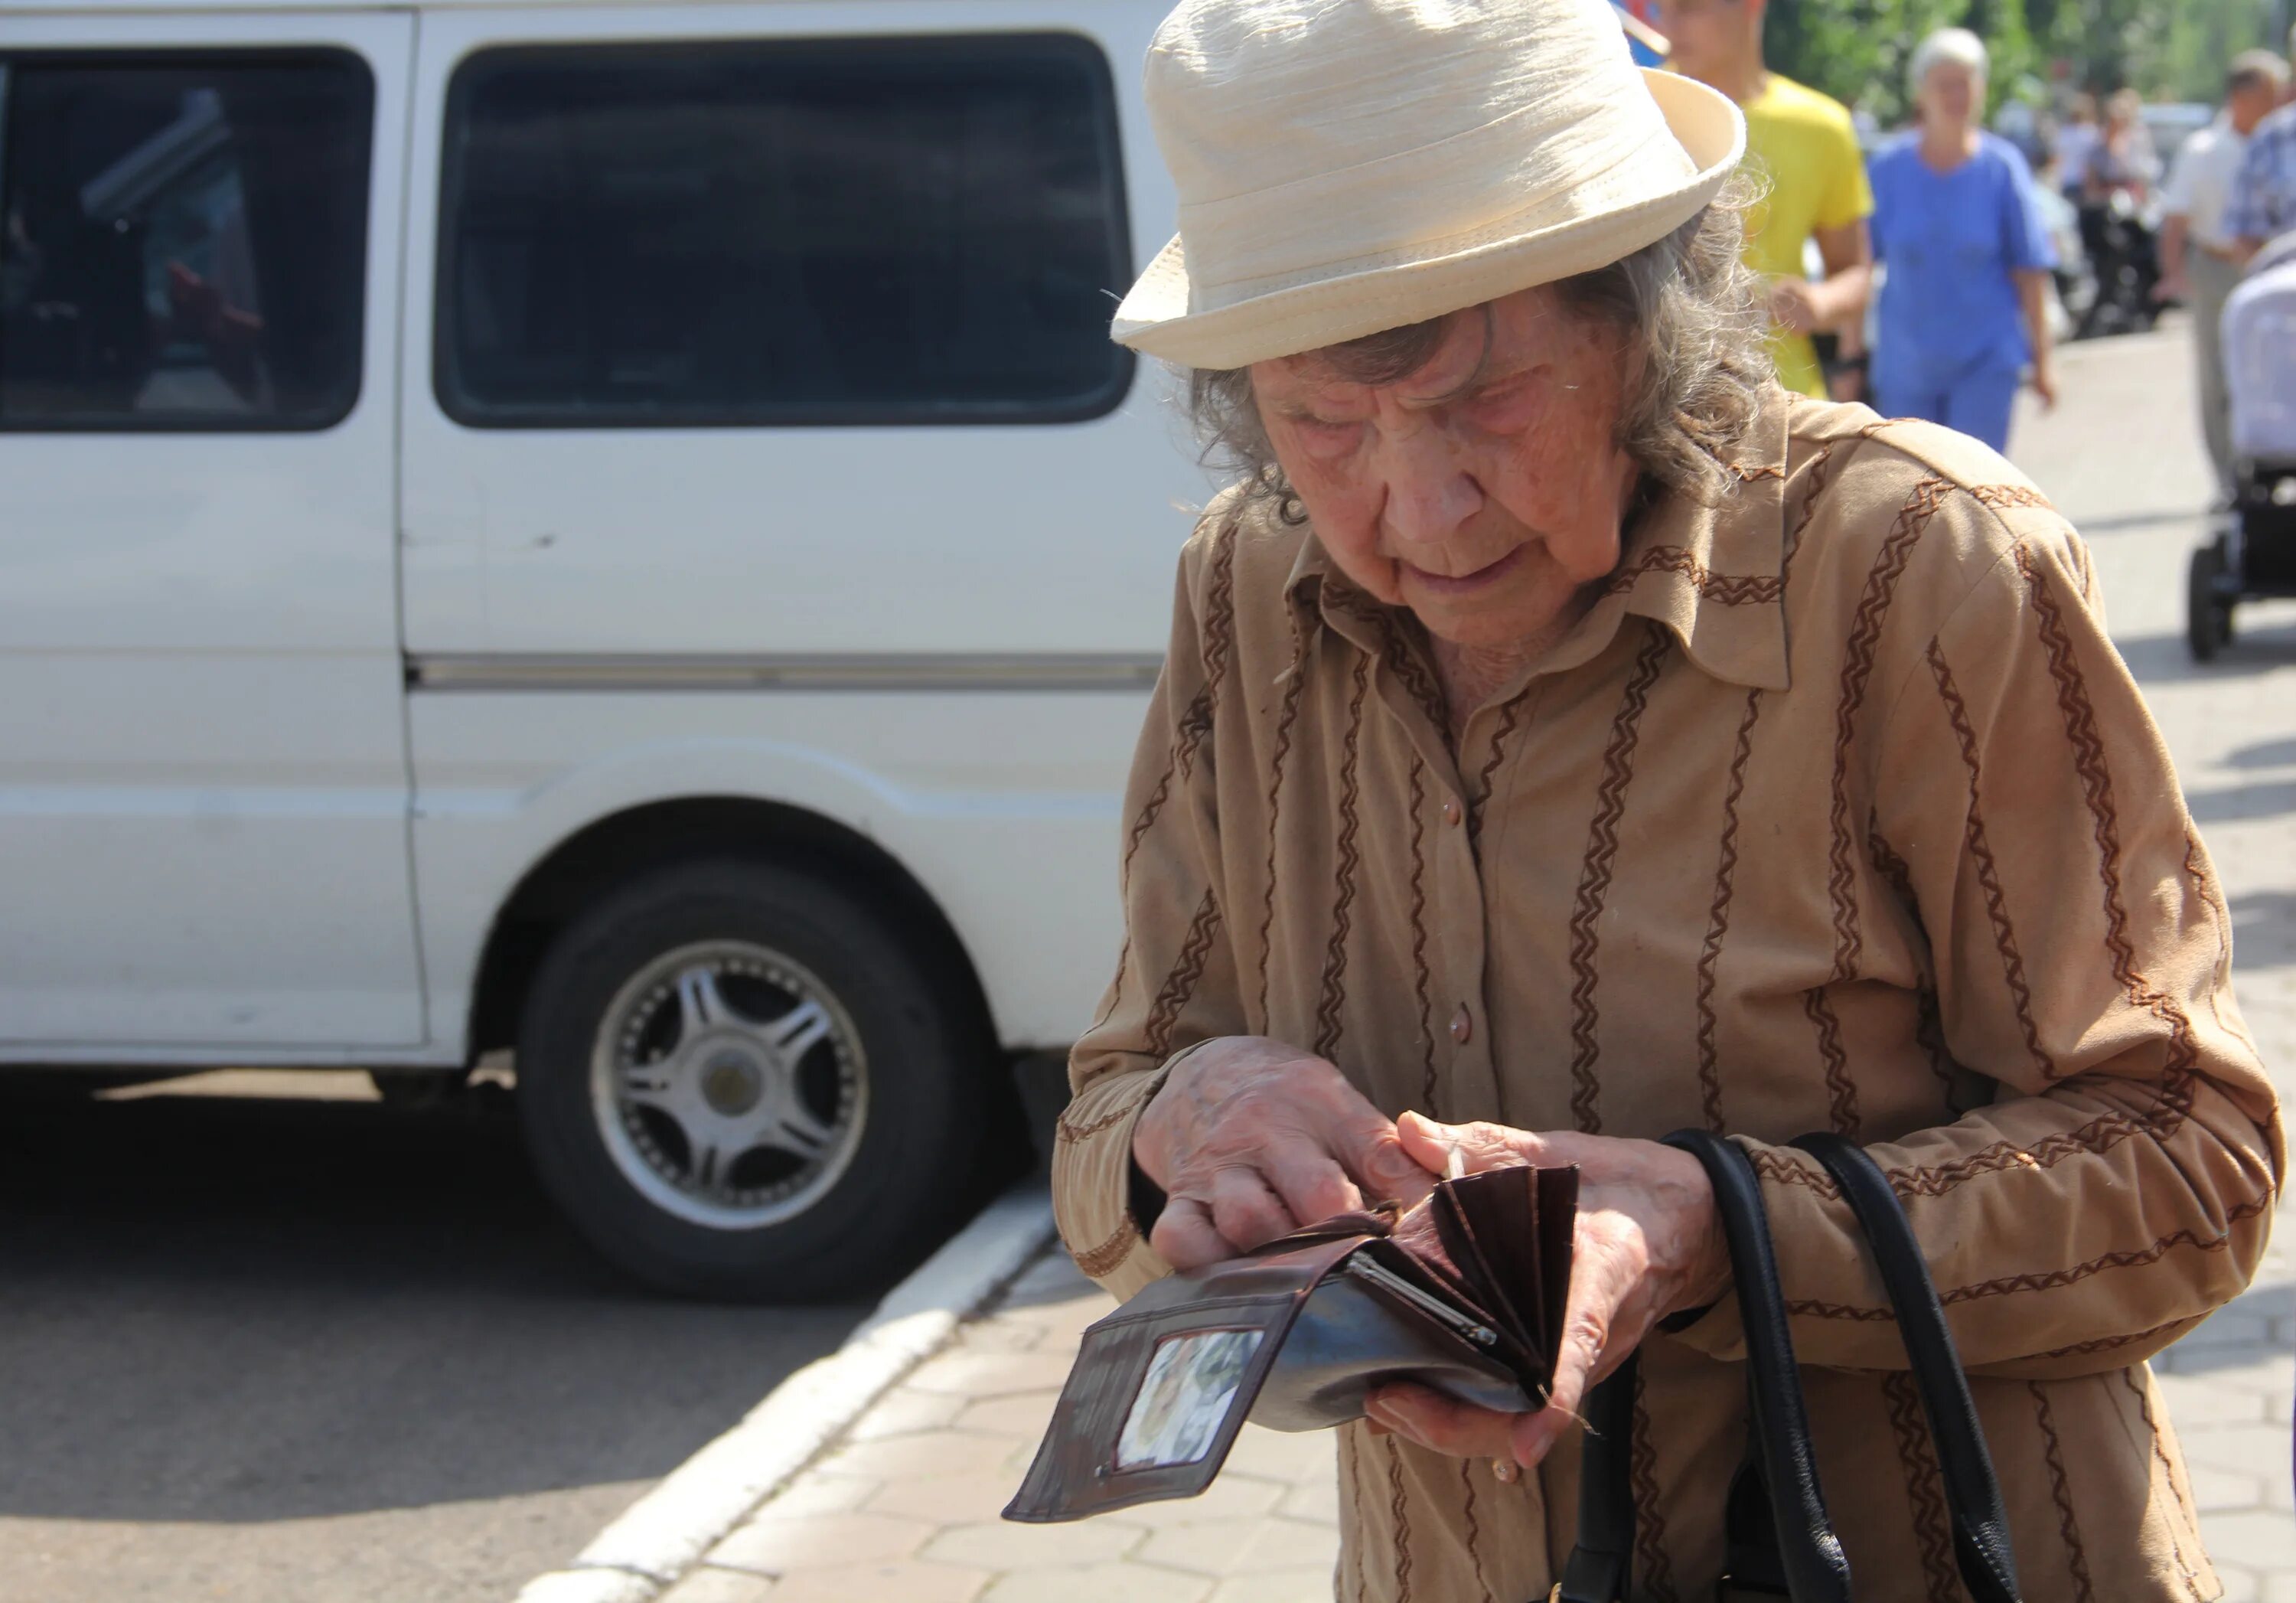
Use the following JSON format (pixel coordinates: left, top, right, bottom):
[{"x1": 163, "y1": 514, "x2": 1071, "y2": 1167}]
[{"x1": 1112, "y1": 0, "x2": 1746, "y2": 370}]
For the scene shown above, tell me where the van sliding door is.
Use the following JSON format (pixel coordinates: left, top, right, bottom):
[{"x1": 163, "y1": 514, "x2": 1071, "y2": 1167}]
[{"x1": 0, "y1": 15, "x2": 424, "y2": 1053}]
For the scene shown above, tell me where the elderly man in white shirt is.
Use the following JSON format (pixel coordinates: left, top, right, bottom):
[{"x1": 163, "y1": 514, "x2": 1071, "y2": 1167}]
[{"x1": 2161, "y1": 48, "x2": 2290, "y2": 498}]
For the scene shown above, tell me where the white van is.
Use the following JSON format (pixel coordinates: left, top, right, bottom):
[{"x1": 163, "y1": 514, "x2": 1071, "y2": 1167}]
[{"x1": 0, "y1": 0, "x2": 1199, "y2": 1296}]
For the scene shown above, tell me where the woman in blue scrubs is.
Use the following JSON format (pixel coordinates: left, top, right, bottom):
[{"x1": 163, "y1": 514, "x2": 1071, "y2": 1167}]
[{"x1": 1868, "y1": 28, "x2": 2060, "y2": 453}]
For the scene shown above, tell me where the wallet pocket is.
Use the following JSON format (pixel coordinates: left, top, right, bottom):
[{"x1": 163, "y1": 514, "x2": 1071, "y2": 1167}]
[{"x1": 1250, "y1": 1267, "x2": 1534, "y2": 1432}]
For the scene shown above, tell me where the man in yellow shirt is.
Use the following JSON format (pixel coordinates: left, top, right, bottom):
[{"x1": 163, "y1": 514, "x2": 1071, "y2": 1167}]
[{"x1": 1652, "y1": 0, "x2": 1874, "y2": 398}]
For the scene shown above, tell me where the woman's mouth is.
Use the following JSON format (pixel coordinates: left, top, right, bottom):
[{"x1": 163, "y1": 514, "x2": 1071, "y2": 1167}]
[{"x1": 1401, "y1": 546, "x2": 1527, "y2": 597}]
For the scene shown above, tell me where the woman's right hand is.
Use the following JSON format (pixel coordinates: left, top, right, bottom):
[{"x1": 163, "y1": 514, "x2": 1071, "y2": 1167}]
[{"x1": 1131, "y1": 1037, "x2": 1435, "y2": 1270}]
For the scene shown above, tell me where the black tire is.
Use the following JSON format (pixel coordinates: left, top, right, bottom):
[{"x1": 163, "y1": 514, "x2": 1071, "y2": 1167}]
[
  {"x1": 516, "y1": 857, "x2": 990, "y2": 1301},
  {"x1": 2187, "y1": 544, "x2": 2232, "y2": 663}
]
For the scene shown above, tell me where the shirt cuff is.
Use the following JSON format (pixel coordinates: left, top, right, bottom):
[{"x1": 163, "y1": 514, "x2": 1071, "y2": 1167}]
[{"x1": 1050, "y1": 1063, "x2": 1177, "y2": 1301}]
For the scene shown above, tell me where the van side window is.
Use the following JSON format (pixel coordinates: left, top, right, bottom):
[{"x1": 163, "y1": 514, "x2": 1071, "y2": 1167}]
[
  {"x1": 0, "y1": 53, "x2": 373, "y2": 430},
  {"x1": 436, "y1": 34, "x2": 1134, "y2": 428}
]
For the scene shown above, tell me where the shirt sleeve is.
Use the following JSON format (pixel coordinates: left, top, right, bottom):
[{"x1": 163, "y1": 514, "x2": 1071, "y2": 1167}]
[
  {"x1": 1864, "y1": 155, "x2": 1890, "y2": 266},
  {"x1": 1049, "y1": 517, "x2": 1251, "y2": 1302},
  {"x1": 2161, "y1": 140, "x2": 2201, "y2": 218},
  {"x1": 1999, "y1": 144, "x2": 2059, "y2": 273},
  {"x1": 1667, "y1": 501, "x2": 2283, "y2": 1381},
  {"x1": 1815, "y1": 113, "x2": 1876, "y2": 233},
  {"x1": 2224, "y1": 127, "x2": 2278, "y2": 243}
]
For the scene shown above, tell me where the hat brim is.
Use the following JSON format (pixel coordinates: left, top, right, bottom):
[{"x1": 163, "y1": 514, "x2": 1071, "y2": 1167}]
[{"x1": 1112, "y1": 67, "x2": 1746, "y2": 370}]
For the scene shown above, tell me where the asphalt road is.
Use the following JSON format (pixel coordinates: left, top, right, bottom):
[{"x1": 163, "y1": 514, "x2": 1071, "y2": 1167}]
[{"x1": 0, "y1": 1072, "x2": 866, "y2": 1602}]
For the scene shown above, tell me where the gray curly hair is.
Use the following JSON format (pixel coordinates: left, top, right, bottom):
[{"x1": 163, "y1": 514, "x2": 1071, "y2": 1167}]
[{"x1": 1188, "y1": 175, "x2": 1772, "y2": 524}]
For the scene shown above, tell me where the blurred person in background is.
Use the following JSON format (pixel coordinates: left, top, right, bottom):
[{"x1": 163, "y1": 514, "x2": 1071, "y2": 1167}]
[
  {"x1": 2225, "y1": 26, "x2": 2296, "y2": 263},
  {"x1": 2082, "y1": 89, "x2": 2161, "y2": 207},
  {"x1": 2055, "y1": 90, "x2": 2101, "y2": 198},
  {"x1": 1867, "y1": 28, "x2": 2058, "y2": 453},
  {"x1": 2159, "y1": 51, "x2": 2289, "y2": 501},
  {"x1": 1652, "y1": 0, "x2": 1872, "y2": 400}
]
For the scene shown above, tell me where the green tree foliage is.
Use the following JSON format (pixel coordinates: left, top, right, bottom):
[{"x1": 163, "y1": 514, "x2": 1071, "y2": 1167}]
[{"x1": 1763, "y1": 0, "x2": 2281, "y2": 122}]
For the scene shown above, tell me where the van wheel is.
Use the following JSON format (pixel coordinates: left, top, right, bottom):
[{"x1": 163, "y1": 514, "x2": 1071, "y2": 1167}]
[{"x1": 517, "y1": 859, "x2": 983, "y2": 1300}]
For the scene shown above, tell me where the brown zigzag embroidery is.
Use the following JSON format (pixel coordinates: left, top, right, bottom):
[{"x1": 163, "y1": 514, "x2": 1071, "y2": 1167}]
[
  {"x1": 1122, "y1": 763, "x2": 1178, "y2": 896},
  {"x1": 1965, "y1": 483, "x2": 2056, "y2": 513},
  {"x1": 1730, "y1": 461, "x2": 1788, "y2": 484},
  {"x1": 1805, "y1": 985, "x2": 1861, "y2": 1137},
  {"x1": 1144, "y1": 890, "x2": 1222, "y2": 1059},
  {"x1": 1785, "y1": 441, "x2": 1839, "y2": 570},
  {"x1": 1751, "y1": 1095, "x2": 2151, "y2": 1200},
  {"x1": 1084, "y1": 938, "x2": 1130, "y2": 1039},
  {"x1": 1570, "y1": 627, "x2": 1671, "y2": 1133},
  {"x1": 1458, "y1": 1459, "x2": 1495, "y2": 1603},
  {"x1": 1466, "y1": 692, "x2": 1528, "y2": 857},
  {"x1": 1631, "y1": 1363, "x2": 1680, "y2": 1603},
  {"x1": 1927, "y1": 640, "x2": 2054, "y2": 1081},
  {"x1": 1866, "y1": 825, "x2": 1952, "y2": 1091},
  {"x1": 1828, "y1": 476, "x2": 1948, "y2": 984},
  {"x1": 1385, "y1": 1432, "x2": 1415, "y2": 1602},
  {"x1": 2017, "y1": 544, "x2": 2200, "y2": 1120},
  {"x1": 1055, "y1": 1101, "x2": 1135, "y2": 1144},
  {"x1": 2033, "y1": 1317, "x2": 2196, "y2": 1361},
  {"x1": 1884, "y1": 1371, "x2": 1960, "y2": 1603},
  {"x1": 2123, "y1": 1368, "x2": 2208, "y2": 1598},
  {"x1": 1256, "y1": 601, "x2": 1313, "y2": 1027},
  {"x1": 1072, "y1": 1219, "x2": 1137, "y2": 1278},
  {"x1": 2031, "y1": 1383, "x2": 2098, "y2": 1603},
  {"x1": 2184, "y1": 828, "x2": 2227, "y2": 926},
  {"x1": 1341, "y1": 1427, "x2": 1369, "y2": 1603},
  {"x1": 1408, "y1": 759, "x2": 1438, "y2": 1112},
  {"x1": 1602, "y1": 545, "x2": 1786, "y2": 606},
  {"x1": 1698, "y1": 685, "x2": 1766, "y2": 1131},
  {"x1": 1750, "y1": 1145, "x2": 1841, "y2": 1198},
  {"x1": 1172, "y1": 521, "x2": 1240, "y2": 780},
  {"x1": 1316, "y1": 653, "x2": 1374, "y2": 1059},
  {"x1": 1786, "y1": 1189, "x2": 2274, "y2": 1317},
  {"x1": 1378, "y1": 610, "x2": 1452, "y2": 734}
]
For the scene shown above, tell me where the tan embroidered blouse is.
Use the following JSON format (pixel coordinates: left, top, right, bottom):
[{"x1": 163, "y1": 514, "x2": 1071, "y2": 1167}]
[{"x1": 1051, "y1": 389, "x2": 2284, "y2": 1603}]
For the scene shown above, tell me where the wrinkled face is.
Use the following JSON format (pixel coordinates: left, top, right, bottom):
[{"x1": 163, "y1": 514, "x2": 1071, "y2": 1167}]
[
  {"x1": 1250, "y1": 287, "x2": 1639, "y2": 651},
  {"x1": 1647, "y1": 0, "x2": 1760, "y2": 83},
  {"x1": 1922, "y1": 61, "x2": 1981, "y2": 129}
]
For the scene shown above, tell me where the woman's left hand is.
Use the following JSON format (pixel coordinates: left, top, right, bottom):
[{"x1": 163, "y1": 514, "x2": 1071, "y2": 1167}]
[{"x1": 1362, "y1": 1112, "x2": 1732, "y2": 1471}]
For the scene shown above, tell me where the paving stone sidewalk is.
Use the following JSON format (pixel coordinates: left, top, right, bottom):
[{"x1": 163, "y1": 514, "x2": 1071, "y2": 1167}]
[
  {"x1": 655, "y1": 1247, "x2": 1339, "y2": 1603},
  {"x1": 657, "y1": 324, "x2": 2294, "y2": 1603}
]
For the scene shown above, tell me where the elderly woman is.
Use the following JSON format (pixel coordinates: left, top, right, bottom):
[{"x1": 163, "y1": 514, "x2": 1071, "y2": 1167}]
[
  {"x1": 1052, "y1": 2, "x2": 2281, "y2": 1599},
  {"x1": 1867, "y1": 28, "x2": 2060, "y2": 452}
]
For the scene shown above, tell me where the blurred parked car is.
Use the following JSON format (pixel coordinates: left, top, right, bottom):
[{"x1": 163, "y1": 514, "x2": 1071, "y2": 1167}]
[
  {"x1": 2141, "y1": 102, "x2": 2215, "y2": 170},
  {"x1": 0, "y1": 0, "x2": 1198, "y2": 1298}
]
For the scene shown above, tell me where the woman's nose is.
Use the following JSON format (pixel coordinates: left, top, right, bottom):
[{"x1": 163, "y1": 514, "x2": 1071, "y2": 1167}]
[{"x1": 1373, "y1": 426, "x2": 1483, "y2": 547}]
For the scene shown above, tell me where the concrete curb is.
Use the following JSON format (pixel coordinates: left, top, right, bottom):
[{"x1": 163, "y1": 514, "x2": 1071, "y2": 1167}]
[{"x1": 512, "y1": 1183, "x2": 1059, "y2": 1603}]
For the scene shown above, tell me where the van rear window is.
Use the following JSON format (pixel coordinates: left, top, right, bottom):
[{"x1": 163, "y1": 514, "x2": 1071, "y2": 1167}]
[
  {"x1": 435, "y1": 34, "x2": 1134, "y2": 429},
  {"x1": 0, "y1": 52, "x2": 373, "y2": 431}
]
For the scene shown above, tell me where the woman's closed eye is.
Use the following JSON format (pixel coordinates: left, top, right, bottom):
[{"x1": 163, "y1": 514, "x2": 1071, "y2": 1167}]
[{"x1": 1287, "y1": 413, "x2": 1368, "y2": 455}]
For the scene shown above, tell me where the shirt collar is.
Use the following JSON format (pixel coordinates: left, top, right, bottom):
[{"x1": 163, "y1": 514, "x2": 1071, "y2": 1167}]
[{"x1": 1280, "y1": 387, "x2": 1794, "y2": 694}]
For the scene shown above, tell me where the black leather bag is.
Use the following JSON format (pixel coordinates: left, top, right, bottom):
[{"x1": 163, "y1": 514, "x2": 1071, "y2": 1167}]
[{"x1": 1557, "y1": 1131, "x2": 2024, "y2": 1603}]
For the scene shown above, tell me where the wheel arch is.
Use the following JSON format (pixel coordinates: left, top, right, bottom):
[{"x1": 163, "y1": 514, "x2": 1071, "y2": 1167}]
[{"x1": 465, "y1": 796, "x2": 1002, "y2": 1070}]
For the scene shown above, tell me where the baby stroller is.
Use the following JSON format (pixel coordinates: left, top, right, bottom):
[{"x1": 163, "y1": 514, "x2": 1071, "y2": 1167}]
[{"x1": 2188, "y1": 233, "x2": 2296, "y2": 661}]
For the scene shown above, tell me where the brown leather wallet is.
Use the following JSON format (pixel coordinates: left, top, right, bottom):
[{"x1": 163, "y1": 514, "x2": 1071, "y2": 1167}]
[{"x1": 1004, "y1": 1164, "x2": 1577, "y2": 1523}]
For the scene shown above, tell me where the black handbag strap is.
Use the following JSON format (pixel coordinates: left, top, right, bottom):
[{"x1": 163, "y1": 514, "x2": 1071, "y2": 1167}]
[
  {"x1": 1555, "y1": 1348, "x2": 1639, "y2": 1603},
  {"x1": 1671, "y1": 1130, "x2": 1853, "y2": 1603},
  {"x1": 1791, "y1": 1134, "x2": 2021, "y2": 1603},
  {"x1": 1557, "y1": 1134, "x2": 1850, "y2": 1603}
]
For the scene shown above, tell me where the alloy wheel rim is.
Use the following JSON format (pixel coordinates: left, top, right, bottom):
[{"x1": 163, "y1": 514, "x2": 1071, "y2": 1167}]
[{"x1": 589, "y1": 940, "x2": 868, "y2": 1230}]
